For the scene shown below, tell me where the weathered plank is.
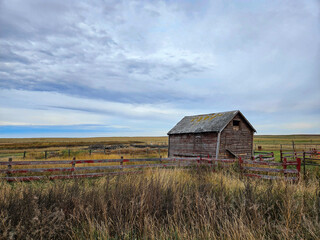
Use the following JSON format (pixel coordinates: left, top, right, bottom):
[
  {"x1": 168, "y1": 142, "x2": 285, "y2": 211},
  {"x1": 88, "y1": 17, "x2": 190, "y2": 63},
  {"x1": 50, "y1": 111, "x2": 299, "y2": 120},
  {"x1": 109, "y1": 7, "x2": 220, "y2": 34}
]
[
  {"x1": 243, "y1": 166, "x2": 282, "y2": 173},
  {"x1": 0, "y1": 162, "x2": 192, "y2": 175},
  {"x1": 1, "y1": 167, "x2": 74, "y2": 174},
  {"x1": 243, "y1": 160, "x2": 283, "y2": 166},
  {"x1": 0, "y1": 160, "x2": 73, "y2": 166},
  {"x1": 261, "y1": 157, "x2": 275, "y2": 161},
  {"x1": 202, "y1": 158, "x2": 236, "y2": 163},
  {"x1": 0, "y1": 158, "x2": 169, "y2": 166}
]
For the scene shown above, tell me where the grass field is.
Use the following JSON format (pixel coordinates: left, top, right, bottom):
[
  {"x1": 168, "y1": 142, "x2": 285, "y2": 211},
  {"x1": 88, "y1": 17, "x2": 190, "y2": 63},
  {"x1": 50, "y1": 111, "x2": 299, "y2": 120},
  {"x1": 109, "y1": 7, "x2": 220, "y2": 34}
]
[
  {"x1": 254, "y1": 135, "x2": 320, "y2": 151},
  {"x1": 1, "y1": 134, "x2": 319, "y2": 149},
  {"x1": 1, "y1": 168, "x2": 320, "y2": 239},
  {"x1": 0, "y1": 134, "x2": 319, "y2": 159},
  {"x1": 0, "y1": 136, "x2": 167, "y2": 151},
  {"x1": 0, "y1": 135, "x2": 320, "y2": 239},
  {"x1": 0, "y1": 136, "x2": 168, "y2": 159}
]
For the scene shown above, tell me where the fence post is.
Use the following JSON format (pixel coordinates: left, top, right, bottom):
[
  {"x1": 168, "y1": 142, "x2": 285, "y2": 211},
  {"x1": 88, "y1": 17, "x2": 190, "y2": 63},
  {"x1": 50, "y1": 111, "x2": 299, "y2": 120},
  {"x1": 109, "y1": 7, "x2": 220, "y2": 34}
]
[
  {"x1": 68, "y1": 149, "x2": 71, "y2": 157},
  {"x1": 45, "y1": 151, "x2": 47, "y2": 159},
  {"x1": 238, "y1": 157, "x2": 243, "y2": 177},
  {"x1": 292, "y1": 141, "x2": 295, "y2": 152},
  {"x1": 297, "y1": 157, "x2": 301, "y2": 181},
  {"x1": 7, "y1": 158, "x2": 12, "y2": 179},
  {"x1": 280, "y1": 149, "x2": 283, "y2": 163},
  {"x1": 89, "y1": 149, "x2": 92, "y2": 156},
  {"x1": 120, "y1": 156, "x2": 123, "y2": 166},
  {"x1": 283, "y1": 157, "x2": 287, "y2": 179},
  {"x1": 158, "y1": 147, "x2": 160, "y2": 157},
  {"x1": 23, "y1": 151, "x2": 26, "y2": 159},
  {"x1": 303, "y1": 151, "x2": 306, "y2": 179},
  {"x1": 72, "y1": 157, "x2": 76, "y2": 175}
]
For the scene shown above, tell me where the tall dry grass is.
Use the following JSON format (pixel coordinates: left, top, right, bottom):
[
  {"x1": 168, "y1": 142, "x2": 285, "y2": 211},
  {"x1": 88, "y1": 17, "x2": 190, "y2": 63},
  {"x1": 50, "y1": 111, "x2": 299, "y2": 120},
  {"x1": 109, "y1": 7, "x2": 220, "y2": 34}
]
[{"x1": 0, "y1": 168, "x2": 319, "y2": 239}]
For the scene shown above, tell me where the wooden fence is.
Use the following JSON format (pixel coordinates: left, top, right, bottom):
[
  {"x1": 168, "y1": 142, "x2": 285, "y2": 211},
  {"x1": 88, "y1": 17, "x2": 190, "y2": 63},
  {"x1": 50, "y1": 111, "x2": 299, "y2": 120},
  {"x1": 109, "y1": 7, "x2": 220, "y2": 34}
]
[
  {"x1": 254, "y1": 142, "x2": 320, "y2": 151},
  {"x1": 0, "y1": 153, "x2": 302, "y2": 182},
  {"x1": 240, "y1": 157, "x2": 301, "y2": 181},
  {"x1": 302, "y1": 150, "x2": 320, "y2": 177},
  {"x1": 0, "y1": 157, "x2": 191, "y2": 182},
  {"x1": 280, "y1": 149, "x2": 320, "y2": 178},
  {"x1": 252, "y1": 152, "x2": 275, "y2": 161},
  {"x1": 280, "y1": 150, "x2": 301, "y2": 162}
]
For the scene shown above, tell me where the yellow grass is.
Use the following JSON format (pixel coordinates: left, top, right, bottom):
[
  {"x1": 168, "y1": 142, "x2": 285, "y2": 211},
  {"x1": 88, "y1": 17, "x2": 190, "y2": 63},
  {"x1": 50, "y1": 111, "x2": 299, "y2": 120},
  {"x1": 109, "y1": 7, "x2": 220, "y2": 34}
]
[
  {"x1": 0, "y1": 168, "x2": 319, "y2": 239},
  {"x1": 0, "y1": 136, "x2": 168, "y2": 151},
  {"x1": 1, "y1": 134, "x2": 319, "y2": 153}
]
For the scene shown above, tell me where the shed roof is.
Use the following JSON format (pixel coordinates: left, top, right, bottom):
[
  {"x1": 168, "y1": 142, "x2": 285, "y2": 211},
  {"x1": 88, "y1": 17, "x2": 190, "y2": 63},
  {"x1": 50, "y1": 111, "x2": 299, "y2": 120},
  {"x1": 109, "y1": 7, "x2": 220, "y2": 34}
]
[{"x1": 168, "y1": 110, "x2": 256, "y2": 135}]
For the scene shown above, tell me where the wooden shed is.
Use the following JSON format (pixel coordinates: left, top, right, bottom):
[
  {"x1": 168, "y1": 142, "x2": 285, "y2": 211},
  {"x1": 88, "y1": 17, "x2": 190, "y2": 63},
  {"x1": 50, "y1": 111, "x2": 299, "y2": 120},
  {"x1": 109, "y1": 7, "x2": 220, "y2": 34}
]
[{"x1": 167, "y1": 110, "x2": 256, "y2": 159}]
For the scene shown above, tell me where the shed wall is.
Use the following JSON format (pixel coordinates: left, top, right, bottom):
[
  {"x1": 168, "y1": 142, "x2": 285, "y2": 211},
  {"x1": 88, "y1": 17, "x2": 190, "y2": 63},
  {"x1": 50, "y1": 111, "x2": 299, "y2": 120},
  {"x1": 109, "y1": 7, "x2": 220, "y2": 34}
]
[
  {"x1": 219, "y1": 114, "x2": 254, "y2": 158},
  {"x1": 168, "y1": 132, "x2": 218, "y2": 157}
]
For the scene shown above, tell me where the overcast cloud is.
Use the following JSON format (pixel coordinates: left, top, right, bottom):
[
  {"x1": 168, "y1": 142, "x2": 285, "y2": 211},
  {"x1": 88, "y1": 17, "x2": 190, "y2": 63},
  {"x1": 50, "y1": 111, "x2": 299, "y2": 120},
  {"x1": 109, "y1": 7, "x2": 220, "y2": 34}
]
[{"x1": 0, "y1": 0, "x2": 319, "y2": 137}]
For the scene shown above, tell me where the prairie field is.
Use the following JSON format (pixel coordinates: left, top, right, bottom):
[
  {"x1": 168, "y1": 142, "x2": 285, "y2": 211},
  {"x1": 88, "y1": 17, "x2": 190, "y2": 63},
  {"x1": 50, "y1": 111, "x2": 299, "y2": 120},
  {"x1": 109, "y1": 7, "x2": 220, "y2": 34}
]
[
  {"x1": 1, "y1": 134, "x2": 320, "y2": 159},
  {"x1": 0, "y1": 136, "x2": 168, "y2": 159},
  {"x1": 0, "y1": 168, "x2": 320, "y2": 239},
  {"x1": 0, "y1": 135, "x2": 319, "y2": 239},
  {"x1": 254, "y1": 135, "x2": 320, "y2": 151},
  {"x1": 0, "y1": 136, "x2": 167, "y2": 150},
  {"x1": 1, "y1": 134, "x2": 319, "y2": 150}
]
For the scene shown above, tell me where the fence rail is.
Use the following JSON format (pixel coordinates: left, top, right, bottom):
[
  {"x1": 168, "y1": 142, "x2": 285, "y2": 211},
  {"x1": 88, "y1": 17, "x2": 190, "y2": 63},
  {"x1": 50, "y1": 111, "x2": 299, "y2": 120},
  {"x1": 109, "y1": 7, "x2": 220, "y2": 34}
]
[
  {"x1": 0, "y1": 156, "x2": 197, "y2": 182},
  {"x1": 0, "y1": 153, "x2": 303, "y2": 182},
  {"x1": 254, "y1": 142, "x2": 320, "y2": 152},
  {"x1": 279, "y1": 149, "x2": 320, "y2": 179},
  {"x1": 253, "y1": 151, "x2": 275, "y2": 161},
  {"x1": 240, "y1": 156, "x2": 301, "y2": 181}
]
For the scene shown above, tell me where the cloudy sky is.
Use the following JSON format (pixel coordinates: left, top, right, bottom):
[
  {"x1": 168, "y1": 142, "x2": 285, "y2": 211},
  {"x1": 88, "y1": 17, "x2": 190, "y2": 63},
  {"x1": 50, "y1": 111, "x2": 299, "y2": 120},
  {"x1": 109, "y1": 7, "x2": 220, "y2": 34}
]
[{"x1": 0, "y1": 0, "x2": 319, "y2": 137}]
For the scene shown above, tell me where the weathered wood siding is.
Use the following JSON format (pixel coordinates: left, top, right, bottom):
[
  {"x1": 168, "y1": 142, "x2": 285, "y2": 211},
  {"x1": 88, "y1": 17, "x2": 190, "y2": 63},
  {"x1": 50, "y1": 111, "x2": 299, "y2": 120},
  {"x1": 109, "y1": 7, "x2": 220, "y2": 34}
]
[
  {"x1": 168, "y1": 132, "x2": 218, "y2": 157},
  {"x1": 168, "y1": 113, "x2": 254, "y2": 158},
  {"x1": 219, "y1": 113, "x2": 254, "y2": 158}
]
